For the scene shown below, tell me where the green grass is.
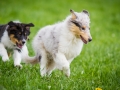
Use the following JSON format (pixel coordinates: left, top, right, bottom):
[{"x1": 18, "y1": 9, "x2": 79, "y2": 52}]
[{"x1": 0, "y1": 0, "x2": 120, "y2": 90}]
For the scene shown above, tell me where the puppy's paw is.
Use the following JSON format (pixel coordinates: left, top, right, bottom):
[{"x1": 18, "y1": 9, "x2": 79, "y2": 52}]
[
  {"x1": 2, "y1": 56, "x2": 9, "y2": 62},
  {"x1": 63, "y1": 67, "x2": 70, "y2": 77},
  {"x1": 40, "y1": 69, "x2": 47, "y2": 77},
  {"x1": 14, "y1": 64, "x2": 22, "y2": 69}
]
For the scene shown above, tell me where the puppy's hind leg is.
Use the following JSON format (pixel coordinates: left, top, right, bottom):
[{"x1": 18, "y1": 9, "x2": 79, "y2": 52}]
[
  {"x1": 0, "y1": 43, "x2": 9, "y2": 62},
  {"x1": 46, "y1": 59, "x2": 56, "y2": 76},
  {"x1": 40, "y1": 50, "x2": 49, "y2": 77}
]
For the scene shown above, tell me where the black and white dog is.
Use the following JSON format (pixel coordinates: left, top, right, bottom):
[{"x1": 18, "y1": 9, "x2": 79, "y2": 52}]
[{"x1": 0, "y1": 21, "x2": 34, "y2": 68}]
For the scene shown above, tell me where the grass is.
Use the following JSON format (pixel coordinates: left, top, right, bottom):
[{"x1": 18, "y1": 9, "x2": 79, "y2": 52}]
[{"x1": 0, "y1": 0, "x2": 120, "y2": 90}]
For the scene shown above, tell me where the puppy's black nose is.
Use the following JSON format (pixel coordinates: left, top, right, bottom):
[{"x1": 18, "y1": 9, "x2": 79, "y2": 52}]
[
  {"x1": 22, "y1": 41, "x2": 25, "y2": 44},
  {"x1": 88, "y1": 38, "x2": 92, "y2": 42}
]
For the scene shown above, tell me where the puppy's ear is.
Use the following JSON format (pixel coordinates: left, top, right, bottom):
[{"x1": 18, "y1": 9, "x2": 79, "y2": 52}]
[
  {"x1": 26, "y1": 23, "x2": 34, "y2": 27},
  {"x1": 82, "y1": 10, "x2": 89, "y2": 16},
  {"x1": 70, "y1": 9, "x2": 77, "y2": 20},
  {"x1": 25, "y1": 23, "x2": 34, "y2": 31},
  {"x1": 8, "y1": 21, "x2": 15, "y2": 26}
]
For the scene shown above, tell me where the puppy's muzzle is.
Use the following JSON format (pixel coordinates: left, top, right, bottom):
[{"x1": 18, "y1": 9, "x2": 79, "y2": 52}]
[{"x1": 22, "y1": 39, "x2": 26, "y2": 45}]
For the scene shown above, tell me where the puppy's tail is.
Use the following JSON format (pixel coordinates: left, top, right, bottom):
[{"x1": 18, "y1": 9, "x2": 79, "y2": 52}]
[{"x1": 23, "y1": 56, "x2": 41, "y2": 64}]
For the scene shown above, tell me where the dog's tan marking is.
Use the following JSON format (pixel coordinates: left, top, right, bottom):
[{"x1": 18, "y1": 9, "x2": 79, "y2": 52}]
[
  {"x1": 10, "y1": 34, "x2": 18, "y2": 44},
  {"x1": 10, "y1": 34, "x2": 23, "y2": 45},
  {"x1": 70, "y1": 24, "x2": 89, "y2": 42},
  {"x1": 70, "y1": 24, "x2": 81, "y2": 37},
  {"x1": 70, "y1": 9, "x2": 77, "y2": 20}
]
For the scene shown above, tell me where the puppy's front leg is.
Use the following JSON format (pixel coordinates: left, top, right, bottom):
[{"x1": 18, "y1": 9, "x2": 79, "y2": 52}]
[
  {"x1": 54, "y1": 52, "x2": 70, "y2": 77},
  {"x1": 0, "y1": 43, "x2": 9, "y2": 61},
  {"x1": 13, "y1": 50, "x2": 22, "y2": 68}
]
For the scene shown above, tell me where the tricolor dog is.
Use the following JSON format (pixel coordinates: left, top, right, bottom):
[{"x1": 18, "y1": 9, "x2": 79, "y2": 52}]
[
  {"x1": 27, "y1": 10, "x2": 92, "y2": 77},
  {"x1": 0, "y1": 21, "x2": 34, "y2": 68}
]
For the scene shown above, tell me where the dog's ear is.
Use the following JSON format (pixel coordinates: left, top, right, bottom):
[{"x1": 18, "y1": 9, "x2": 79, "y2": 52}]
[
  {"x1": 70, "y1": 9, "x2": 77, "y2": 20},
  {"x1": 8, "y1": 21, "x2": 15, "y2": 26},
  {"x1": 82, "y1": 10, "x2": 89, "y2": 16},
  {"x1": 26, "y1": 23, "x2": 34, "y2": 27},
  {"x1": 25, "y1": 23, "x2": 34, "y2": 31}
]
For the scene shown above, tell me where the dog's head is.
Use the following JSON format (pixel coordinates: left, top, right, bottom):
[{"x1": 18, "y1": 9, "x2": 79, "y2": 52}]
[
  {"x1": 69, "y1": 9, "x2": 92, "y2": 44},
  {"x1": 7, "y1": 21, "x2": 34, "y2": 49}
]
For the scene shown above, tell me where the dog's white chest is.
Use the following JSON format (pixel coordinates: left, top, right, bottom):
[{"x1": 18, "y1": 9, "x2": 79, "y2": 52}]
[{"x1": 58, "y1": 37, "x2": 83, "y2": 60}]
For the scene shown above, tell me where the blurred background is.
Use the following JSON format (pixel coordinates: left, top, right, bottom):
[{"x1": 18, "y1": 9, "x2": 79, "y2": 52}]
[
  {"x1": 0, "y1": 0, "x2": 119, "y2": 41},
  {"x1": 0, "y1": 0, "x2": 119, "y2": 46}
]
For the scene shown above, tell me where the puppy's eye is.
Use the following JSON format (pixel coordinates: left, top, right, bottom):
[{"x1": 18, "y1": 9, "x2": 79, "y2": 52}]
[{"x1": 82, "y1": 27, "x2": 85, "y2": 30}]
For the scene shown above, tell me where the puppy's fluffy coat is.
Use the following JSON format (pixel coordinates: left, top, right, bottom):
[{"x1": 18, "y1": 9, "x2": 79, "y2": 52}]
[
  {"x1": 28, "y1": 10, "x2": 92, "y2": 77},
  {"x1": 0, "y1": 21, "x2": 35, "y2": 68}
]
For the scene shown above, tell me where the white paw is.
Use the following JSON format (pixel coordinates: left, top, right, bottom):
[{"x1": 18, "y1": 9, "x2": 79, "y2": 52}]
[
  {"x1": 41, "y1": 72, "x2": 46, "y2": 77},
  {"x1": 14, "y1": 64, "x2": 22, "y2": 69},
  {"x1": 40, "y1": 68, "x2": 47, "y2": 77},
  {"x1": 46, "y1": 70, "x2": 52, "y2": 76},
  {"x1": 63, "y1": 67, "x2": 70, "y2": 77},
  {"x1": 2, "y1": 56, "x2": 9, "y2": 62}
]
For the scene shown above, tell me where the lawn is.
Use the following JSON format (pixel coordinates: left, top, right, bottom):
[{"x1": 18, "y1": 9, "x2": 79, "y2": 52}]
[{"x1": 0, "y1": 0, "x2": 120, "y2": 90}]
